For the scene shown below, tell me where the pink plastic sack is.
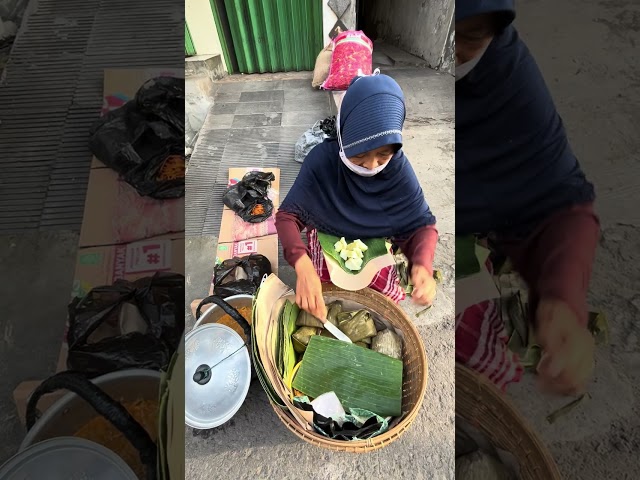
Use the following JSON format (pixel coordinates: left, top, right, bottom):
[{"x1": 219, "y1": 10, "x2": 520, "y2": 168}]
[{"x1": 321, "y1": 30, "x2": 373, "y2": 91}]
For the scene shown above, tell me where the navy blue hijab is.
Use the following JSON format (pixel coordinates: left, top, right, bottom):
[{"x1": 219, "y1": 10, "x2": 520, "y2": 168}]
[
  {"x1": 280, "y1": 75, "x2": 435, "y2": 240},
  {"x1": 456, "y1": 1, "x2": 595, "y2": 235}
]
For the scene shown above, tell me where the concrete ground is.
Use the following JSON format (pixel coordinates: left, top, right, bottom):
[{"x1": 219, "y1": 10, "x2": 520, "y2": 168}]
[
  {"x1": 184, "y1": 65, "x2": 455, "y2": 478},
  {"x1": 0, "y1": 231, "x2": 78, "y2": 463},
  {"x1": 503, "y1": 2, "x2": 640, "y2": 479}
]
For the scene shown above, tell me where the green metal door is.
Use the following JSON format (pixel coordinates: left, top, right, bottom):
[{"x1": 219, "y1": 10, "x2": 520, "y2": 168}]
[
  {"x1": 185, "y1": 23, "x2": 197, "y2": 56},
  {"x1": 222, "y1": 0, "x2": 323, "y2": 73}
]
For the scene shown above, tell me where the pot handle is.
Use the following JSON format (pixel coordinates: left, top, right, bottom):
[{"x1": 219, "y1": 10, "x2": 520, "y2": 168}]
[
  {"x1": 195, "y1": 295, "x2": 252, "y2": 339},
  {"x1": 25, "y1": 371, "x2": 157, "y2": 480}
]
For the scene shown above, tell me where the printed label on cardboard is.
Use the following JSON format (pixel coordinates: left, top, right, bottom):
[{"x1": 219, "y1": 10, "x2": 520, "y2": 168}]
[
  {"x1": 112, "y1": 239, "x2": 171, "y2": 279},
  {"x1": 125, "y1": 240, "x2": 171, "y2": 273},
  {"x1": 233, "y1": 240, "x2": 258, "y2": 256}
]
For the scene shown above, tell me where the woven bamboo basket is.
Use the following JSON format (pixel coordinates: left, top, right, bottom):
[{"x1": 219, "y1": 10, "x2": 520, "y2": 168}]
[
  {"x1": 271, "y1": 284, "x2": 428, "y2": 452},
  {"x1": 456, "y1": 363, "x2": 562, "y2": 479}
]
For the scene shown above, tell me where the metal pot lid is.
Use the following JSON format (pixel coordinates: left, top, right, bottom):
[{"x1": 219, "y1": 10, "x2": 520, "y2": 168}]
[
  {"x1": 0, "y1": 437, "x2": 138, "y2": 479},
  {"x1": 185, "y1": 323, "x2": 251, "y2": 429}
]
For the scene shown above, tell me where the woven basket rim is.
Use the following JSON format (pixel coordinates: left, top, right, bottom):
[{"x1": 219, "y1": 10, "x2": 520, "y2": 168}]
[
  {"x1": 456, "y1": 363, "x2": 562, "y2": 479},
  {"x1": 269, "y1": 284, "x2": 428, "y2": 452}
]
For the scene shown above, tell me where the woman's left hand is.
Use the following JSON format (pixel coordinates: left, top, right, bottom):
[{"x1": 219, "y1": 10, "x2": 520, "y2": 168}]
[
  {"x1": 535, "y1": 299, "x2": 595, "y2": 396},
  {"x1": 411, "y1": 265, "x2": 436, "y2": 306}
]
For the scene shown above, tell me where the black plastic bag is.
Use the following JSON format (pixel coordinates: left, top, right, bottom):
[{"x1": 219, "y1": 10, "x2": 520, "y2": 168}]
[
  {"x1": 292, "y1": 399, "x2": 387, "y2": 441},
  {"x1": 222, "y1": 171, "x2": 275, "y2": 223},
  {"x1": 66, "y1": 272, "x2": 185, "y2": 377},
  {"x1": 213, "y1": 254, "x2": 272, "y2": 297},
  {"x1": 319, "y1": 115, "x2": 337, "y2": 138},
  {"x1": 89, "y1": 77, "x2": 185, "y2": 200}
]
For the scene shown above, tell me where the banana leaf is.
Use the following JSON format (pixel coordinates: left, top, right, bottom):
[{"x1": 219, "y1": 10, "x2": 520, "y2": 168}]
[
  {"x1": 317, "y1": 232, "x2": 389, "y2": 275},
  {"x1": 455, "y1": 235, "x2": 481, "y2": 280},
  {"x1": 292, "y1": 336, "x2": 403, "y2": 417},
  {"x1": 521, "y1": 345, "x2": 542, "y2": 370},
  {"x1": 507, "y1": 292, "x2": 528, "y2": 346},
  {"x1": 276, "y1": 303, "x2": 286, "y2": 376},
  {"x1": 283, "y1": 301, "x2": 299, "y2": 381},
  {"x1": 252, "y1": 312, "x2": 285, "y2": 407},
  {"x1": 546, "y1": 393, "x2": 590, "y2": 424},
  {"x1": 277, "y1": 301, "x2": 298, "y2": 377},
  {"x1": 588, "y1": 311, "x2": 609, "y2": 345},
  {"x1": 338, "y1": 310, "x2": 377, "y2": 343}
]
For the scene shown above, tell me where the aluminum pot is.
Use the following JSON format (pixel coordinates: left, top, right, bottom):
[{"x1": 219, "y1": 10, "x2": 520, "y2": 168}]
[
  {"x1": 0, "y1": 437, "x2": 139, "y2": 479},
  {"x1": 194, "y1": 294, "x2": 256, "y2": 379},
  {"x1": 194, "y1": 294, "x2": 254, "y2": 334},
  {"x1": 186, "y1": 295, "x2": 255, "y2": 431},
  {"x1": 21, "y1": 369, "x2": 161, "y2": 480}
]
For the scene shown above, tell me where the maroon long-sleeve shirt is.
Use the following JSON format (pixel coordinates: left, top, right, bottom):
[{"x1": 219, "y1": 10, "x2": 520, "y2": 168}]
[{"x1": 275, "y1": 210, "x2": 438, "y2": 275}]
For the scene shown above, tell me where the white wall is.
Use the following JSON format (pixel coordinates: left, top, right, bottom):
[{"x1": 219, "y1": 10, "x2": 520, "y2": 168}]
[
  {"x1": 367, "y1": 0, "x2": 455, "y2": 71},
  {"x1": 185, "y1": 0, "x2": 227, "y2": 71},
  {"x1": 322, "y1": 1, "x2": 357, "y2": 47}
]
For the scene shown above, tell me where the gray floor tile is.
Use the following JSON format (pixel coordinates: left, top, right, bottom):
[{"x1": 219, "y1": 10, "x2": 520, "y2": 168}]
[
  {"x1": 231, "y1": 113, "x2": 282, "y2": 128},
  {"x1": 239, "y1": 90, "x2": 284, "y2": 103}
]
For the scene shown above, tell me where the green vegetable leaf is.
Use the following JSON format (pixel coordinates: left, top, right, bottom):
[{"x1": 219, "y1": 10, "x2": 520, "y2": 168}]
[
  {"x1": 317, "y1": 232, "x2": 389, "y2": 275},
  {"x1": 292, "y1": 336, "x2": 403, "y2": 417}
]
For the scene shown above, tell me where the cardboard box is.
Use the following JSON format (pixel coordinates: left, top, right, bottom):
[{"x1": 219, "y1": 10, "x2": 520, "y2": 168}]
[
  {"x1": 13, "y1": 381, "x2": 69, "y2": 426},
  {"x1": 79, "y1": 167, "x2": 184, "y2": 248},
  {"x1": 93, "y1": 67, "x2": 184, "y2": 169},
  {"x1": 218, "y1": 167, "x2": 281, "y2": 243},
  {"x1": 72, "y1": 233, "x2": 184, "y2": 299},
  {"x1": 209, "y1": 235, "x2": 280, "y2": 295}
]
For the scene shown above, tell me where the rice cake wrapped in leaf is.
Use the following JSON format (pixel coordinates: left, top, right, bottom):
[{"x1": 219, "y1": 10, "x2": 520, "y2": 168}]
[
  {"x1": 337, "y1": 311, "x2": 357, "y2": 324},
  {"x1": 296, "y1": 310, "x2": 324, "y2": 328},
  {"x1": 292, "y1": 327, "x2": 321, "y2": 354},
  {"x1": 320, "y1": 329, "x2": 336, "y2": 339},
  {"x1": 354, "y1": 341, "x2": 370, "y2": 349},
  {"x1": 337, "y1": 310, "x2": 377, "y2": 343},
  {"x1": 326, "y1": 301, "x2": 342, "y2": 326},
  {"x1": 371, "y1": 329, "x2": 403, "y2": 360}
]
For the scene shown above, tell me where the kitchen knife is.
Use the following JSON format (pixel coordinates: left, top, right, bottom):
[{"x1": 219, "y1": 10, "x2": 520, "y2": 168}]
[{"x1": 324, "y1": 320, "x2": 353, "y2": 343}]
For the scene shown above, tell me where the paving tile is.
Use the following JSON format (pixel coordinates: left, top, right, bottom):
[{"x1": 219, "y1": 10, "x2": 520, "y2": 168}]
[
  {"x1": 235, "y1": 100, "x2": 283, "y2": 114},
  {"x1": 212, "y1": 102, "x2": 239, "y2": 114},
  {"x1": 231, "y1": 113, "x2": 282, "y2": 128},
  {"x1": 281, "y1": 110, "x2": 325, "y2": 127},
  {"x1": 239, "y1": 90, "x2": 284, "y2": 103}
]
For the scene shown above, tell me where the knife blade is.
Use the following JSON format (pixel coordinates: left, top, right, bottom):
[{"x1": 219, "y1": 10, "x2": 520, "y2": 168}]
[{"x1": 324, "y1": 321, "x2": 352, "y2": 343}]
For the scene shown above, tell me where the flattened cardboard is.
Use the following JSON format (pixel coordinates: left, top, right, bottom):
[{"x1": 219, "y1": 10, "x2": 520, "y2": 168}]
[
  {"x1": 13, "y1": 381, "x2": 67, "y2": 426},
  {"x1": 218, "y1": 208, "x2": 278, "y2": 243},
  {"x1": 78, "y1": 167, "x2": 184, "y2": 248},
  {"x1": 72, "y1": 234, "x2": 185, "y2": 300}
]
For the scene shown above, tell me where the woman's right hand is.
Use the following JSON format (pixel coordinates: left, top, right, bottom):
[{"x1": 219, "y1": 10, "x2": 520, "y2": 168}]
[{"x1": 294, "y1": 255, "x2": 327, "y2": 321}]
